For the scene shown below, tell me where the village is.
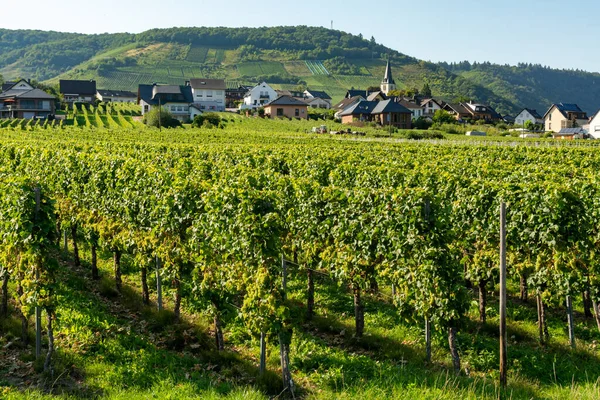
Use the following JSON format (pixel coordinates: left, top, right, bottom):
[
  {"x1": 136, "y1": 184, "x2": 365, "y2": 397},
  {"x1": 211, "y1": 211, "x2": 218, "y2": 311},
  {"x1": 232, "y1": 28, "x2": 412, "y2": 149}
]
[{"x1": 0, "y1": 60, "x2": 598, "y2": 139}]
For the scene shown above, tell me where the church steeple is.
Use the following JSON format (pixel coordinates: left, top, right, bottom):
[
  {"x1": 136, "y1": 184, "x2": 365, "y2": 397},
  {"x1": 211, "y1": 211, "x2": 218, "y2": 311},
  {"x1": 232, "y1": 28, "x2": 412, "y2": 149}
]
[{"x1": 381, "y1": 60, "x2": 396, "y2": 95}]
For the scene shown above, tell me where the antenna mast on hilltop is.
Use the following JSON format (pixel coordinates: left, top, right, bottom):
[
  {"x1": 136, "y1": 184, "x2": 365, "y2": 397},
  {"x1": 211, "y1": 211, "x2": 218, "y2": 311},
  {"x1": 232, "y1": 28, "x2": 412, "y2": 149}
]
[{"x1": 331, "y1": 20, "x2": 334, "y2": 30}]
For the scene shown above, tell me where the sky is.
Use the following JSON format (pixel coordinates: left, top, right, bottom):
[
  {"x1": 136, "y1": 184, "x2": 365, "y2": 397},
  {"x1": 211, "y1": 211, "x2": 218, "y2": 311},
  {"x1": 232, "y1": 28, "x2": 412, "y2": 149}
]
[{"x1": 2, "y1": 0, "x2": 599, "y2": 73}]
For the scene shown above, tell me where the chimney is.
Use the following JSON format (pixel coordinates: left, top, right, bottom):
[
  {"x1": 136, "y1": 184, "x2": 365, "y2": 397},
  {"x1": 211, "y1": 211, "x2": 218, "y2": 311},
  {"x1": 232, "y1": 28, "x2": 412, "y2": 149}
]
[{"x1": 185, "y1": 80, "x2": 190, "y2": 86}]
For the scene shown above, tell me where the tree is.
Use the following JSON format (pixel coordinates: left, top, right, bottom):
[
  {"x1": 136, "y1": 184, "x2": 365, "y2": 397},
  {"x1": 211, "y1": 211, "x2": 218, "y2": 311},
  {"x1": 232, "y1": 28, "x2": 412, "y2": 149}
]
[
  {"x1": 143, "y1": 107, "x2": 181, "y2": 128},
  {"x1": 422, "y1": 83, "x2": 432, "y2": 97},
  {"x1": 432, "y1": 109, "x2": 456, "y2": 125}
]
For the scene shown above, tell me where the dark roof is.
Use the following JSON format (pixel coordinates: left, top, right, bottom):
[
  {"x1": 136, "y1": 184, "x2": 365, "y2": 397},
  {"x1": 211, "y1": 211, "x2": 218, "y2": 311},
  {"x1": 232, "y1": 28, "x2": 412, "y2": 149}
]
[
  {"x1": 265, "y1": 95, "x2": 308, "y2": 107},
  {"x1": 189, "y1": 79, "x2": 226, "y2": 90},
  {"x1": 544, "y1": 103, "x2": 587, "y2": 119},
  {"x1": 0, "y1": 88, "x2": 55, "y2": 100},
  {"x1": 138, "y1": 84, "x2": 193, "y2": 105},
  {"x1": 522, "y1": 108, "x2": 542, "y2": 119},
  {"x1": 372, "y1": 99, "x2": 412, "y2": 114},
  {"x1": 2, "y1": 81, "x2": 17, "y2": 92},
  {"x1": 340, "y1": 100, "x2": 378, "y2": 116},
  {"x1": 276, "y1": 89, "x2": 303, "y2": 98},
  {"x1": 333, "y1": 96, "x2": 363, "y2": 111},
  {"x1": 59, "y1": 80, "x2": 96, "y2": 95},
  {"x1": 397, "y1": 99, "x2": 422, "y2": 110},
  {"x1": 346, "y1": 89, "x2": 374, "y2": 98},
  {"x1": 444, "y1": 103, "x2": 470, "y2": 115},
  {"x1": 97, "y1": 89, "x2": 137, "y2": 98},
  {"x1": 382, "y1": 60, "x2": 395, "y2": 85},
  {"x1": 305, "y1": 90, "x2": 331, "y2": 100},
  {"x1": 503, "y1": 115, "x2": 515, "y2": 123},
  {"x1": 340, "y1": 99, "x2": 412, "y2": 116}
]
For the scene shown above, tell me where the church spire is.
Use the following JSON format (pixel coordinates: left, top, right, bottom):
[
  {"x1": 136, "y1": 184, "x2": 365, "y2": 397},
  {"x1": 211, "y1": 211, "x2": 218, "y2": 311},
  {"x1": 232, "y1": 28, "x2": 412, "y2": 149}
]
[
  {"x1": 382, "y1": 60, "x2": 395, "y2": 85},
  {"x1": 380, "y1": 59, "x2": 396, "y2": 95}
]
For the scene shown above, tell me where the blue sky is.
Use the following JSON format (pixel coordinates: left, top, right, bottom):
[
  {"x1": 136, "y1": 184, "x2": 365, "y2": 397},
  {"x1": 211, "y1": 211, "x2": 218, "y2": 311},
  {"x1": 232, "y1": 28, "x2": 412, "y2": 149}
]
[{"x1": 3, "y1": 0, "x2": 599, "y2": 72}]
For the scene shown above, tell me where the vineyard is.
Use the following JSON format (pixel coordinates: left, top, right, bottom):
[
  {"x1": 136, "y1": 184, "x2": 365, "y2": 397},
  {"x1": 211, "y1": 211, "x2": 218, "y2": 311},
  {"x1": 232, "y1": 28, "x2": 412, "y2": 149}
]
[{"x1": 2, "y1": 122, "x2": 600, "y2": 399}]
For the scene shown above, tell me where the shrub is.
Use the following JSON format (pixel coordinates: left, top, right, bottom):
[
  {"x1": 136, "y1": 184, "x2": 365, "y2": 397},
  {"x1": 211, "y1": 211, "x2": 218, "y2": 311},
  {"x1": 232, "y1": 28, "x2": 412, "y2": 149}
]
[
  {"x1": 192, "y1": 112, "x2": 221, "y2": 128},
  {"x1": 143, "y1": 107, "x2": 181, "y2": 128}
]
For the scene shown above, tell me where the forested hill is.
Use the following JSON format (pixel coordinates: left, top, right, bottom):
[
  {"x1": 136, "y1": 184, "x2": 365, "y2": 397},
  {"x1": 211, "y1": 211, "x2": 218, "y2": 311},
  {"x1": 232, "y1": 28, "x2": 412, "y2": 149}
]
[{"x1": 1, "y1": 26, "x2": 599, "y2": 115}]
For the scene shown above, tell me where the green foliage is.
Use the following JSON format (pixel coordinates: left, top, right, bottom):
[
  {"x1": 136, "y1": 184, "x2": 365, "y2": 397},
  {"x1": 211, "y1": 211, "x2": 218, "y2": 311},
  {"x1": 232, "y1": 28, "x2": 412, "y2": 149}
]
[
  {"x1": 192, "y1": 112, "x2": 222, "y2": 128},
  {"x1": 143, "y1": 107, "x2": 181, "y2": 128},
  {"x1": 432, "y1": 109, "x2": 456, "y2": 125}
]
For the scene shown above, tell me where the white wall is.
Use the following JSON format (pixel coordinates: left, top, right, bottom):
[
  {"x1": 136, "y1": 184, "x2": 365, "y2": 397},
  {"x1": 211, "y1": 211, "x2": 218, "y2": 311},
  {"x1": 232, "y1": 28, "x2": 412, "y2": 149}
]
[
  {"x1": 589, "y1": 113, "x2": 600, "y2": 139},
  {"x1": 242, "y1": 82, "x2": 277, "y2": 108},
  {"x1": 192, "y1": 87, "x2": 225, "y2": 110}
]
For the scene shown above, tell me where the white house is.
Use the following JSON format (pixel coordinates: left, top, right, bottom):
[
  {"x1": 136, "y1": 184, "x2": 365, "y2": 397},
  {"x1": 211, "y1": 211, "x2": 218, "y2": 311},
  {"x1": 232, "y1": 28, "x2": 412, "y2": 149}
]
[
  {"x1": 589, "y1": 110, "x2": 600, "y2": 139},
  {"x1": 303, "y1": 90, "x2": 332, "y2": 109},
  {"x1": 189, "y1": 79, "x2": 226, "y2": 111},
  {"x1": 398, "y1": 99, "x2": 424, "y2": 119},
  {"x1": 420, "y1": 98, "x2": 443, "y2": 116},
  {"x1": 241, "y1": 82, "x2": 278, "y2": 109},
  {"x1": 514, "y1": 108, "x2": 543, "y2": 126}
]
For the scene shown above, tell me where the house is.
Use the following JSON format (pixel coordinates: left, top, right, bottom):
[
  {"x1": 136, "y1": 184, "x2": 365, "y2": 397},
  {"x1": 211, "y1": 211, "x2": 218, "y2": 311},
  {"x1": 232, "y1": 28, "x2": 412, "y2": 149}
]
[
  {"x1": 188, "y1": 79, "x2": 226, "y2": 112},
  {"x1": 263, "y1": 96, "x2": 308, "y2": 119},
  {"x1": 138, "y1": 84, "x2": 194, "y2": 122},
  {"x1": 345, "y1": 89, "x2": 376, "y2": 99},
  {"x1": 96, "y1": 89, "x2": 137, "y2": 103},
  {"x1": 339, "y1": 99, "x2": 412, "y2": 129},
  {"x1": 366, "y1": 91, "x2": 387, "y2": 101},
  {"x1": 397, "y1": 99, "x2": 424, "y2": 119},
  {"x1": 503, "y1": 115, "x2": 516, "y2": 124},
  {"x1": 554, "y1": 127, "x2": 587, "y2": 140},
  {"x1": 544, "y1": 103, "x2": 589, "y2": 133},
  {"x1": 276, "y1": 89, "x2": 304, "y2": 98},
  {"x1": 514, "y1": 108, "x2": 543, "y2": 126},
  {"x1": 462, "y1": 102, "x2": 502, "y2": 122},
  {"x1": 421, "y1": 98, "x2": 444, "y2": 116},
  {"x1": 0, "y1": 79, "x2": 56, "y2": 119},
  {"x1": 225, "y1": 85, "x2": 252, "y2": 108},
  {"x1": 443, "y1": 103, "x2": 471, "y2": 121},
  {"x1": 380, "y1": 60, "x2": 396, "y2": 96},
  {"x1": 241, "y1": 82, "x2": 278, "y2": 109},
  {"x1": 588, "y1": 110, "x2": 600, "y2": 139},
  {"x1": 303, "y1": 90, "x2": 332, "y2": 109},
  {"x1": 59, "y1": 80, "x2": 97, "y2": 107}
]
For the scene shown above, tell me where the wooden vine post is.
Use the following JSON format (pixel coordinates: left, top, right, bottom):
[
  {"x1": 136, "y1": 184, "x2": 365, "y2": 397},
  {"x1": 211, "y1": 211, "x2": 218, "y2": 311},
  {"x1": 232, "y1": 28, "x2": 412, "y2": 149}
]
[
  {"x1": 499, "y1": 202, "x2": 507, "y2": 387},
  {"x1": 424, "y1": 198, "x2": 432, "y2": 364},
  {"x1": 34, "y1": 187, "x2": 42, "y2": 360},
  {"x1": 279, "y1": 255, "x2": 294, "y2": 397},
  {"x1": 156, "y1": 256, "x2": 163, "y2": 312}
]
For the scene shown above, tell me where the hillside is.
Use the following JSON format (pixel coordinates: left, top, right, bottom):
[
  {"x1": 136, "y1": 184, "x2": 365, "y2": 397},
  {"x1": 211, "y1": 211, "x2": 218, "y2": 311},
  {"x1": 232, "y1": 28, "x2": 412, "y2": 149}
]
[{"x1": 1, "y1": 27, "x2": 599, "y2": 115}]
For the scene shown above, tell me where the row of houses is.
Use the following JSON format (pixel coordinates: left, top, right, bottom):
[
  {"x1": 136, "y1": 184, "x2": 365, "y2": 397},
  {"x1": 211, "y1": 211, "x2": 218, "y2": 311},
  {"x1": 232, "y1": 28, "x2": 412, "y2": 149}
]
[{"x1": 1, "y1": 68, "x2": 599, "y2": 137}]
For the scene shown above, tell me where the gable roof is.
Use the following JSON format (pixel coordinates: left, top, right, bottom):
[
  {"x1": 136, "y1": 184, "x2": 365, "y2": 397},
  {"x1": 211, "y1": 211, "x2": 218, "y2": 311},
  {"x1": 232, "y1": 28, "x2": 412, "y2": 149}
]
[
  {"x1": 1, "y1": 81, "x2": 17, "y2": 92},
  {"x1": 59, "y1": 80, "x2": 97, "y2": 95},
  {"x1": 397, "y1": 99, "x2": 423, "y2": 110},
  {"x1": 333, "y1": 96, "x2": 363, "y2": 111},
  {"x1": 519, "y1": 108, "x2": 542, "y2": 119},
  {"x1": 340, "y1": 99, "x2": 412, "y2": 116},
  {"x1": 346, "y1": 89, "x2": 376, "y2": 98},
  {"x1": 138, "y1": 84, "x2": 193, "y2": 105},
  {"x1": 0, "y1": 88, "x2": 55, "y2": 100},
  {"x1": 444, "y1": 103, "x2": 470, "y2": 115},
  {"x1": 305, "y1": 90, "x2": 331, "y2": 100},
  {"x1": 372, "y1": 99, "x2": 412, "y2": 114},
  {"x1": 2, "y1": 79, "x2": 34, "y2": 92},
  {"x1": 189, "y1": 79, "x2": 226, "y2": 90},
  {"x1": 97, "y1": 89, "x2": 137, "y2": 98},
  {"x1": 367, "y1": 91, "x2": 387, "y2": 101},
  {"x1": 420, "y1": 98, "x2": 443, "y2": 108},
  {"x1": 265, "y1": 95, "x2": 308, "y2": 107},
  {"x1": 544, "y1": 103, "x2": 586, "y2": 119},
  {"x1": 340, "y1": 100, "x2": 378, "y2": 116}
]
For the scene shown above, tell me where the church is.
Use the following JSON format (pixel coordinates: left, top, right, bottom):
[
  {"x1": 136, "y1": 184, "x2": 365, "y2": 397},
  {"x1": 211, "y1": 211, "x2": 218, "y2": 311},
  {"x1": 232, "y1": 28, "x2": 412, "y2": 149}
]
[{"x1": 380, "y1": 60, "x2": 396, "y2": 96}]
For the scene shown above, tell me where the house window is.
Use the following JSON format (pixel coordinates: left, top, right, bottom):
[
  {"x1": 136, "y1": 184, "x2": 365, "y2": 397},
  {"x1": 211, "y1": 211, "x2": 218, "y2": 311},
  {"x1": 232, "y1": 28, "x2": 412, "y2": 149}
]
[
  {"x1": 144, "y1": 105, "x2": 149, "y2": 113},
  {"x1": 549, "y1": 123, "x2": 552, "y2": 130},
  {"x1": 295, "y1": 109, "x2": 299, "y2": 117},
  {"x1": 206, "y1": 90, "x2": 213, "y2": 98},
  {"x1": 196, "y1": 92, "x2": 203, "y2": 97},
  {"x1": 549, "y1": 113, "x2": 552, "y2": 121},
  {"x1": 595, "y1": 126, "x2": 600, "y2": 132},
  {"x1": 277, "y1": 108, "x2": 284, "y2": 116}
]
